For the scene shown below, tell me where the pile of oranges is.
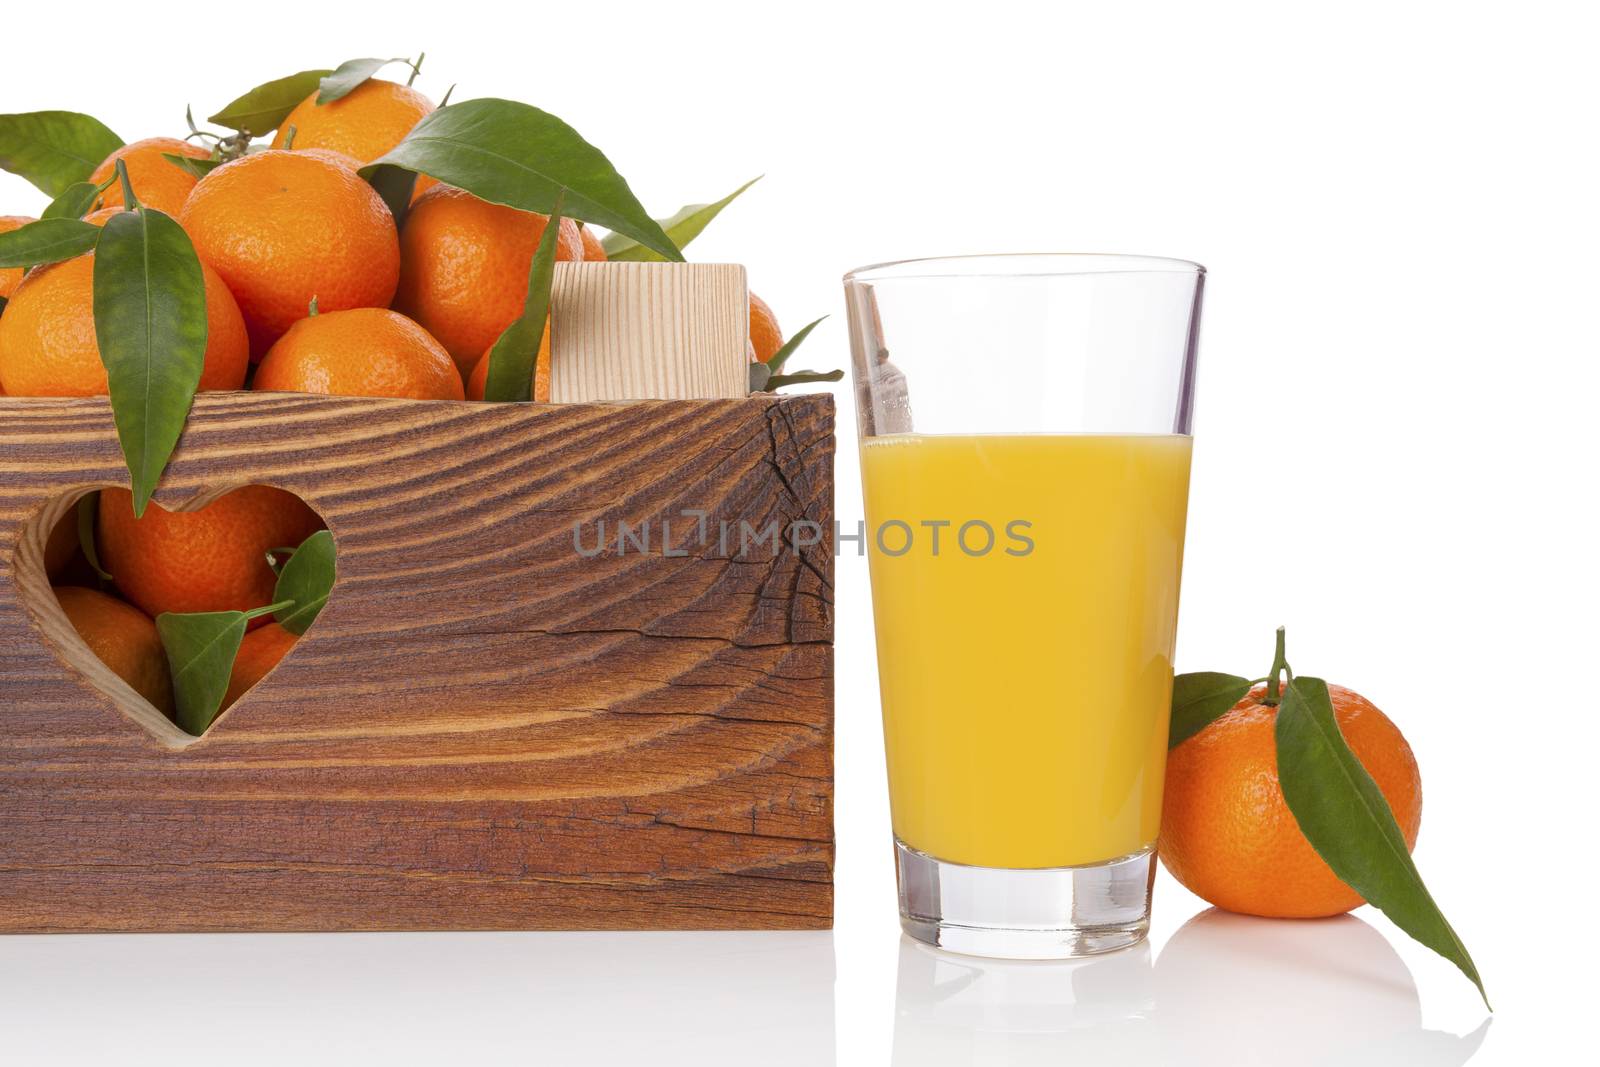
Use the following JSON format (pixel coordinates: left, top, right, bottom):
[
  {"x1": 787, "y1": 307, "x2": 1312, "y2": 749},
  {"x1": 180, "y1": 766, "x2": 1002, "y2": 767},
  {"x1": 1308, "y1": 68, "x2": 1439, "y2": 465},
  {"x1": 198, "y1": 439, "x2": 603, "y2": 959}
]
[{"x1": 1, "y1": 76, "x2": 792, "y2": 726}]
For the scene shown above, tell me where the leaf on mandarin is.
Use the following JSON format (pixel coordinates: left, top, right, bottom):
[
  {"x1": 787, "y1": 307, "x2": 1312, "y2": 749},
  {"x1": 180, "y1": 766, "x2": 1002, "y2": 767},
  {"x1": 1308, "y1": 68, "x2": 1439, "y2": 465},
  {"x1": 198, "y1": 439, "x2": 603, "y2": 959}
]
[
  {"x1": 765, "y1": 315, "x2": 827, "y2": 375},
  {"x1": 41, "y1": 178, "x2": 109, "y2": 221},
  {"x1": 272, "y1": 530, "x2": 336, "y2": 635},
  {"x1": 1169, "y1": 671, "x2": 1256, "y2": 748},
  {"x1": 602, "y1": 176, "x2": 762, "y2": 262},
  {"x1": 159, "y1": 602, "x2": 288, "y2": 735},
  {"x1": 1276, "y1": 675, "x2": 1489, "y2": 1008},
  {"x1": 92, "y1": 203, "x2": 209, "y2": 516},
  {"x1": 162, "y1": 153, "x2": 223, "y2": 180},
  {"x1": 0, "y1": 111, "x2": 124, "y2": 197},
  {"x1": 484, "y1": 191, "x2": 565, "y2": 402},
  {"x1": 208, "y1": 70, "x2": 333, "y2": 133},
  {"x1": 317, "y1": 57, "x2": 411, "y2": 104},
  {"x1": 0, "y1": 217, "x2": 101, "y2": 269},
  {"x1": 364, "y1": 98, "x2": 682, "y2": 261}
]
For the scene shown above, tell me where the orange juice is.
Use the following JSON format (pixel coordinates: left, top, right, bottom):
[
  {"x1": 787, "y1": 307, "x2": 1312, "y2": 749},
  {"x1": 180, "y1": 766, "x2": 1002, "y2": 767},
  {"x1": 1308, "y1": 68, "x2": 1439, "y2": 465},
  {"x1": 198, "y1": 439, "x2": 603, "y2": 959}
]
[{"x1": 861, "y1": 433, "x2": 1193, "y2": 868}]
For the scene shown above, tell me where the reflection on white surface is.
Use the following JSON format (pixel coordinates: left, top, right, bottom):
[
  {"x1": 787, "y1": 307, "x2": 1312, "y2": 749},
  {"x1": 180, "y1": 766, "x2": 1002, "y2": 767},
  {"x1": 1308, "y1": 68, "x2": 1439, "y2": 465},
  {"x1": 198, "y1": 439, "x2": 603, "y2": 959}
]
[
  {"x1": 894, "y1": 909, "x2": 1490, "y2": 1066},
  {"x1": 0, "y1": 931, "x2": 836, "y2": 1066}
]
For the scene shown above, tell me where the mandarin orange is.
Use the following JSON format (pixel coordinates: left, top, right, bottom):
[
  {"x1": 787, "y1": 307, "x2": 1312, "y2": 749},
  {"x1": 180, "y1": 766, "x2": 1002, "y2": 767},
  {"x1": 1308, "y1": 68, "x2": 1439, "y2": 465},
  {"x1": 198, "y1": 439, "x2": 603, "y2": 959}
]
[
  {"x1": 1, "y1": 215, "x2": 34, "y2": 298},
  {"x1": 0, "y1": 252, "x2": 248, "y2": 396},
  {"x1": 748, "y1": 292, "x2": 783, "y2": 363},
  {"x1": 394, "y1": 185, "x2": 583, "y2": 372},
  {"x1": 578, "y1": 224, "x2": 607, "y2": 262},
  {"x1": 97, "y1": 486, "x2": 323, "y2": 623},
  {"x1": 272, "y1": 79, "x2": 433, "y2": 163},
  {"x1": 222, "y1": 621, "x2": 297, "y2": 711},
  {"x1": 255, "y1": 307, "x2": 464, "y2": 400},
  {"x1": 54, "y1": 585, "x2": 175, "y2": 717},
  {"x1": 90, "y1": 137, "x2": 211, "y2": 216},
  {"x1": 179, "y1": 150, "x2": 399, "y2": 358},
  {"x1": 466, "y1": 322, "x2": 552, "y2": 402}
]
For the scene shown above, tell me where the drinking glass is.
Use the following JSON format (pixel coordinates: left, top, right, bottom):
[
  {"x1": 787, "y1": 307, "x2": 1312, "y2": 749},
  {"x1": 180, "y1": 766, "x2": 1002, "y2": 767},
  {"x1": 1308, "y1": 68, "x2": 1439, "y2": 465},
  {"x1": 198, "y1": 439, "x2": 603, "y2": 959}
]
[{"x1": 844, "y1": 253, "x2": 1205, "y2": 958}]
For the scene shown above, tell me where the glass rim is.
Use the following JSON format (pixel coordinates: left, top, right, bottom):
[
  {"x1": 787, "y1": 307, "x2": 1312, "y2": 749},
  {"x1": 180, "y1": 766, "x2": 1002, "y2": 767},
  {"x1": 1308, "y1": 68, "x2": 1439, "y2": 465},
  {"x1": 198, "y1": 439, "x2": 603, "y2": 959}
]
[{"x1": 843, "y1": 252, "x2": 1205, "y2": 283}]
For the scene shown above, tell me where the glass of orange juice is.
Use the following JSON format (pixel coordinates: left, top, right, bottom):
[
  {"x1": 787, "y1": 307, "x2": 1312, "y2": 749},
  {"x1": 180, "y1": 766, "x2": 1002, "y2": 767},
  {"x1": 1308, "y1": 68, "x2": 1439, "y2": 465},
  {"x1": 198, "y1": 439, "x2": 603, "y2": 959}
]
[{"x1": 844, "y1": 254, "x2": 1205, "y2": 958}]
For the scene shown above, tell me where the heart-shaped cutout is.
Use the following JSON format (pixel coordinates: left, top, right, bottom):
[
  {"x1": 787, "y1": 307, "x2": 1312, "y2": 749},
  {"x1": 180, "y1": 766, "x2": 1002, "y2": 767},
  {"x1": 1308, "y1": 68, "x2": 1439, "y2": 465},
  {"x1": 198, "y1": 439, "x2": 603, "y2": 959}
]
[{"x1": 14, "y1": 485, "x2": 331, "y2": 747}]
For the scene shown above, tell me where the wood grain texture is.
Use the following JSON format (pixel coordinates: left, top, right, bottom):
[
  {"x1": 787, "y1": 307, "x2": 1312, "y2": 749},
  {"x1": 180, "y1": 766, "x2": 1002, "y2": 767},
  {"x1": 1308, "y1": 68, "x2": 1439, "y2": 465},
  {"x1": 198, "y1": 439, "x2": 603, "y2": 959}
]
[
  {"x1": 549, "y1": 262, "x2": 749, "y2": 402},
  {"x1": 0, "y1": 392, "x2": 834, "y2": 932}
]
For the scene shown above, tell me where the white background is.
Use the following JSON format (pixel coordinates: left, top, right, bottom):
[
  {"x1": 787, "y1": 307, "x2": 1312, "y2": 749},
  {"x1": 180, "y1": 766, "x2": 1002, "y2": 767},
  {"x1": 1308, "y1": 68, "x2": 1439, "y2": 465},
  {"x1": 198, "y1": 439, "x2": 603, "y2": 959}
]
[{"x1": 2, "y1": 1, "x2": 1595, "y2": 1062}]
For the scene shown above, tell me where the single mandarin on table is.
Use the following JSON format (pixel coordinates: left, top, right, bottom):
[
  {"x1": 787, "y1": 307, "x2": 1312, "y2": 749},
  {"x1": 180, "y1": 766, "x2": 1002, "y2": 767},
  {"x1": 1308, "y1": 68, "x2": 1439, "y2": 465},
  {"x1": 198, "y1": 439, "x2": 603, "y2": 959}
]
[
  {"x1": 54, "y1": 585, "x2": 175, "y2": 718},
  {"x1": 748, "y1": 292, "x2": 783, "y2": 363},
  {"x1": 466, "y1": 321, "x2": 552, "y2": 402},
  {"x1": 0, "y1": 252, "x2": 248, "y2": 396},
  {"x1": 179, "y1": 150, "x2": 400, "y2": 359},
  {"x1": 1158, "y1": 682, "x2": 1423, "y2": 918},
  {"x1": 90, "y1": 137, "x2": 212, "y2": 216},
  {"x1": 97, "y1": 485, "x2": 323, "y2": 624},
  {"x1": 254, "y1": 307, "x2": 464, "y2": 401},
  {"x1": 394, "y1": 185, "x2": 583, "y2": 373},
  {"x1": 222, "y1": 621, "x2": 297, "y2": 711},
  {"x1": 1, "y1": 215, "x2": 35, "y2": 298}
]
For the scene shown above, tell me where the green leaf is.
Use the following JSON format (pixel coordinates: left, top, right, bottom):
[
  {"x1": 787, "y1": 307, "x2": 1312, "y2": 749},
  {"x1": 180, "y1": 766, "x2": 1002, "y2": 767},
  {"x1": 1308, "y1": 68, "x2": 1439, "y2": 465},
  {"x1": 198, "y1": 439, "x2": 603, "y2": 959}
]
[
  {"x1": 76, "y1": 492, "x2": 112, "y2": 581},
  {"x1": 158, "y1": 602, "x2": 287, "y2": 735},
  {"x1": 748, "y1": 362, "x2": 772, "y2": 393},
  {"x1": 162, "y1": 152, "x2": 223, "y2": 180},
  {"x1": 0, "y1": 111, "x2": 123, "y2": 197},
  {"x1": 208, "y1": 69, "x2": 332, "y2": 133},
  {"x1": 484, "y1": 192, "x2": 565, "y2": 402},
  {"x1": 1277, "y1": 675, "x2": 1489, "y2": 1008},
  {"x1": 365, "y1": 98, "x2": 682, "y2": 261},
  {"x1": 363, "y1": 163, "x2": 417, "y2": 226},
  {"x1": 0, "y1": 217, "x2": 101, "y2": 269},
  {"x1": 272, "y1": 530, "x2": 336, "y2": 635},
  {"x1": 318, "y1": 57, "x2": 409, "y2": 104},
  {"x1": 41, "y1": 177, "x2": 110, "y2": 220},
  {"x1": 1168, "y1": 671, "x2": 1255, "y2": 748},
  {"x1": 92, "y1": 203, "x2": 209, "y2": 517},
  {"x1": 764, "y1": 369, "x2": 844, "y2": 391},
  {"x1": 764, "y1": 315, "x2": 827, "y2": 374},
  {"x1": 601, "y1": 176, "x2": 761, "y2": 262}
]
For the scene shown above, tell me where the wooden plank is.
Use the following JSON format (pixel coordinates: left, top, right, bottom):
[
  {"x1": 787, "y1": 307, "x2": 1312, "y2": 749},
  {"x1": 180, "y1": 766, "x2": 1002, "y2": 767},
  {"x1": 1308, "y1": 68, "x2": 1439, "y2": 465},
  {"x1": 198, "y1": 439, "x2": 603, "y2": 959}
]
[
  {"x1": 549, "y1": 262, "x2": 749, "y2": 402},
  {"x1": 0, "y1": 392, "x2": 834, "y2": 931}
]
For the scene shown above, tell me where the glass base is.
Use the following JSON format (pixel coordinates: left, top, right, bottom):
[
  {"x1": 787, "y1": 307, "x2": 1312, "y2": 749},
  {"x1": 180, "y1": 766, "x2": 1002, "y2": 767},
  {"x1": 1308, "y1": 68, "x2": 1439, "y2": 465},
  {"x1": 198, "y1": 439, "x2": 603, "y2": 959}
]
[{"x1": 895, "y1": 838, "x2": 1156, "y2": 959}]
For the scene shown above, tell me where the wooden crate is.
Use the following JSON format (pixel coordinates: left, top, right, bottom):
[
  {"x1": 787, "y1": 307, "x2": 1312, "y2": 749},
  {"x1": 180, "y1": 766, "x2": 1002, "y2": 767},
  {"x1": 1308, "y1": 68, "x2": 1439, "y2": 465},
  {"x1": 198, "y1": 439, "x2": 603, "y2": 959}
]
[{"x1": 0, "y1": 391, "x2": 834, "y2": 931}]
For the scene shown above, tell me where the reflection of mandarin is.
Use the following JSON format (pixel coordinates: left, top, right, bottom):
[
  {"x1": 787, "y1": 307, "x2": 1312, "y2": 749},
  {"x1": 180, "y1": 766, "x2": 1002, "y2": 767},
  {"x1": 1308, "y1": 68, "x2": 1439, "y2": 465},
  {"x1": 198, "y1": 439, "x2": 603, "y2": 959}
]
[
  {"x1": 0, "y1": 252, "x2": 248, "y2": 396},
  {"x1": 180, "y1": 150, "x2": 400, "y2": 358},
  {"x1": 395, "y1": 185, "x2": 583, "y2": 373},
  {"x1": 1159, "y1": 683, "x2": 1422, "y2": 918},
  {"x1": 90, "y1": 137, "x2": 211, "y2": 216}
]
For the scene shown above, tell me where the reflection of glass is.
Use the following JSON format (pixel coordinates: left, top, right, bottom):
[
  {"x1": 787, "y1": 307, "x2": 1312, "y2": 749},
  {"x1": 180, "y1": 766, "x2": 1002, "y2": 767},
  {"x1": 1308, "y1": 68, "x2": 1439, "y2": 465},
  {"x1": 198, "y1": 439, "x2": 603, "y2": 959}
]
[
  {"x1": 893, "y1": 935, "x2": 1158, "y2": 1063},
  {"x1": 846, "y1": 254, "x2": 1204, "y2": 958},
  {"x1": 0, "y1": 931, "x2": 838, "y2": 1065},
  {"x1": 893, "y1": 912, "x2": 1490, "y2": 1067}
]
